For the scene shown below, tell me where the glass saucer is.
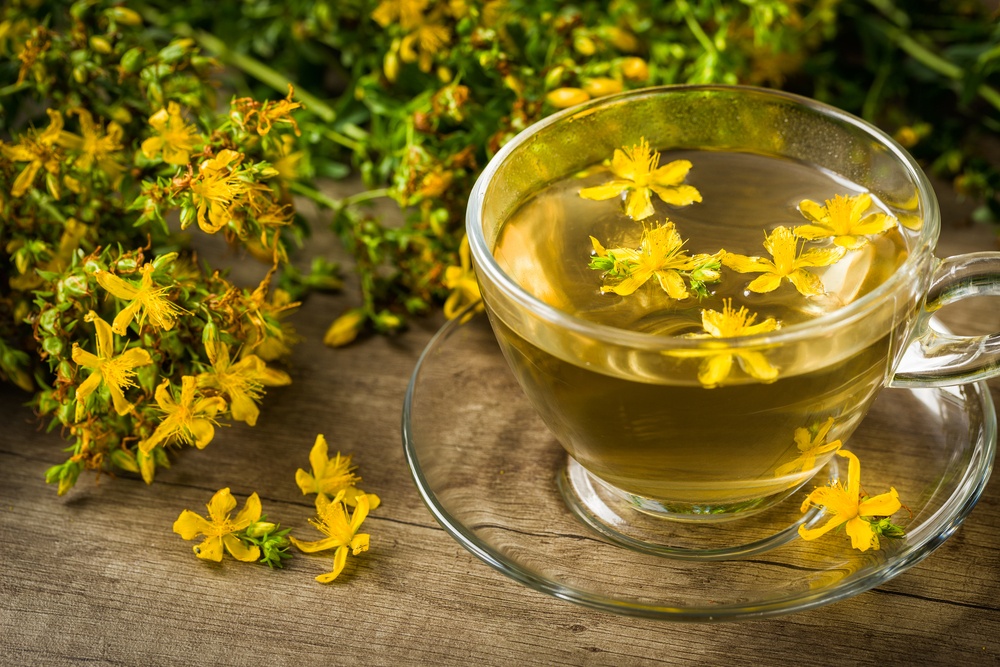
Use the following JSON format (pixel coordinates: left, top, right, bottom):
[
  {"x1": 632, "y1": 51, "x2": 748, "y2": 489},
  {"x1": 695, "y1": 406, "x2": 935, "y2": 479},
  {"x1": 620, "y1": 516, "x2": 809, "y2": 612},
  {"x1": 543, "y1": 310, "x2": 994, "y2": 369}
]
[{"x1": 402, "y1": 311, "x2": 996, "y2": 620}]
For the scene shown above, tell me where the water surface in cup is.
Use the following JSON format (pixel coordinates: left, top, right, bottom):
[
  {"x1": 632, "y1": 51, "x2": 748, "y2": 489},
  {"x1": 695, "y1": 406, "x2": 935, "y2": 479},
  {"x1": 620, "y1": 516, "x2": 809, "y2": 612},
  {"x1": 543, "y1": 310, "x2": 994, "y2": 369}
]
[{"x1": 490, "y1": 148, "x2": 912, "y2": 513}]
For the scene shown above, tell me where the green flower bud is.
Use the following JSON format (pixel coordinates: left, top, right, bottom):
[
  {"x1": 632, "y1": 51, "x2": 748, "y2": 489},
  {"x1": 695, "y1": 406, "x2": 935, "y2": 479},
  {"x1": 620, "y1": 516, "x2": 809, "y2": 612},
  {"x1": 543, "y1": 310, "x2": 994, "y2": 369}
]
[
  {"x1": 120, "y1": 47, "x2": 145, "y2": 74},
  {"x1": 41, "y1": 336, "x2": 64, "y2": 358},
  {"x1": 89, "y1": 36, "x2": 113, "y2": 55}
]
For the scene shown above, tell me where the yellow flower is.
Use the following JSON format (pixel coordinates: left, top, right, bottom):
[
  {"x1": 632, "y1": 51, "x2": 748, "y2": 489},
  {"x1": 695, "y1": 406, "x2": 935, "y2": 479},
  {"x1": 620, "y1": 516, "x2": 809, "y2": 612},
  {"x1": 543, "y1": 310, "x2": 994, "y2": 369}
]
[
  {"x1": 94, "y1": 257, "x2": 183, "y2": 334},
  {"x1": 579, "y1": 138, "x2": 702, "y2": 221},
  {"x1": 244, "y1": 84, "x2": 303, "y2": 136},
  {"x1": 798, "y1": 450, "x2": 902, "y2": 551},
  {"x1": 59, "y1": 108, "x2": 124, "y2": 182},
  {"x1": 722, "y1": 226, "x2": 845, "y2": 297},
  {"x1": 140, "y1": 102, "x2": 200, "y2": 165},
  {"x1": 172, "y1": 488, "x2": 262, "y2": 562},
  {"x1": 372, "y1": 0, "x2": 429, "y2": 30},
  {"x1": 443, "y1": 235, "x2": 483, "y2": 321},
  {"x1": 196, "y1": 338, "x2": 291, "y2": 427},
  {"x1": 71, "y1": 312, "x2": 153, "y2": 421},
  {"x1": 774, "y1": 417, "x2": 842, "y2": 477},
  {"x1": 295, "y1": 434, "x2": 382, "y2": 509},
  {"x1": 670, "y1": 299, "x2": 780, "y2": 388},
  {"x1": 243, "y1": 284, "x2": 300, "y2": 361},
  {"x1": 2, "y1": 108, "x2": 65, "y2": 198},
  {"x1": 139, "y1": 376, "x2": 227, "y2": 453},
  {"x1": 400, "y1": 21, "x2": 450, "y2": 73},
  {"x1": 590, "y1": 221, "x2": 720, "y2": 299},
  {"x1": 794, "y1": 193, "x2": 897, "y2": 250},
  {"x1": 189, "y1": 149, "x2": 247, "y2": 233},
  {"x1": 290, "y1": 491, "x2": 371, "y2": 583}
]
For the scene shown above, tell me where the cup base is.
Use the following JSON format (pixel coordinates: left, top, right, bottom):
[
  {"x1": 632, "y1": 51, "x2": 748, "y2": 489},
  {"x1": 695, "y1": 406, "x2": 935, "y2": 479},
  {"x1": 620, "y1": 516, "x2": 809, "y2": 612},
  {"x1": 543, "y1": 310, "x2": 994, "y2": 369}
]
[{"x1": 557, "y1": 456, "x2": 836, "y2": 560}]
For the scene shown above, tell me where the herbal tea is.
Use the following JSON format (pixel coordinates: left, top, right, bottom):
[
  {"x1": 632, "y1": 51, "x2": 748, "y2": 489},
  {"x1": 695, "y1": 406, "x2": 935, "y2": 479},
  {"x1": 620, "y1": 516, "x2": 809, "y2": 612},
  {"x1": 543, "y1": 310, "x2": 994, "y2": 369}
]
[{"x1": 490, "y1": 147, "x2": 912, "y2": 513}]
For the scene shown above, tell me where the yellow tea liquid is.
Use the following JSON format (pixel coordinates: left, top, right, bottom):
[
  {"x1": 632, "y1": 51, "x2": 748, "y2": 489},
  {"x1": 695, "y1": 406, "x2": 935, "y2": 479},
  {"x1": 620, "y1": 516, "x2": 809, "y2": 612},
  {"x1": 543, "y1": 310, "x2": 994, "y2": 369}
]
[{"x1": 490, "y1": 150, "x2": 912, "y2": 513}]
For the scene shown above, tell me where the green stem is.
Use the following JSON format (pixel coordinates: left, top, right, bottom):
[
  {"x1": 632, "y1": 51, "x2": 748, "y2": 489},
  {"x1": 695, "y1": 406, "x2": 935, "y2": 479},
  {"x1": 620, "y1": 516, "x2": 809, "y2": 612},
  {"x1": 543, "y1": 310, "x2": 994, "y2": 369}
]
[
  {"x1": 874, "y1": 19, "x2": 1000, "y2": 114},
  {"x1": 0, "y1": 81, "x2": 28, "y2": 97},
  {"x1": 676, "y1": 0, "x2": 716, "y2": 55},
  {"x1": 290, "y1": 183, "x2": 390, "y2": 211},
  {"x1": 29, "y1": 189, "x2": 68, "y2": 224},
  {"x1": 323, "y1": 128, "x2": 362, "y2": 153}
]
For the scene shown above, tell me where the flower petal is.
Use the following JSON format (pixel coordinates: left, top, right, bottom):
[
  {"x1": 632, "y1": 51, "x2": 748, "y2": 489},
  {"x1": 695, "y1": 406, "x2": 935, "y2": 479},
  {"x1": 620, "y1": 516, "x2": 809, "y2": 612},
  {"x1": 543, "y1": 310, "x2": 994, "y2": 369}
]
[
  {"x1": 194, "y1": 536, "x2": 224, "y2": 561},
  {"x1": 797, "y1": 514, "x2": 848, "y2": 542},
  {"x1": 314, "y1": 545, "x2": 350, "y2": 583},
  {"x1": 650, "y1": 159, "x2": 692, "y2": 186},
  {"x1": 579, "y1": 180, "x2": 630, "y2": 201},
  {"x1": 654, "y1": 269, "x2": 690, "y2": 300},
  {"x1": 792, "y1": 223, "x2": 833, "y2": 240},
  {"x1": 698, "y1": 353, "x2": 733, "y2": 388},
  {"x1": 747, "y1": 273, "x2": 782, "y2": 293},
  {"x1": 309, "y1": 435, "x2": 329, "y2": 477},
  {"x1": 721, "y1": 253, "x2": 774, "y2": 274},
  {"x1": 623, "y1": 188, "x2": 655, "y2": 220},
  {"x1": 222, "y1": 533, "x2": 260, "y2": 562},
  {"x1": 798, "y1": 199, "x2": 827, "y2": 223},
  {"x1": 95, "y1": 271, "x2": 139, "y2": 300},
  {"x1": 736, "y1": 350, "x2": 779, "y2": 382},
  {"x1": 173, "y1": 509, "x2": 214, "y2": 539},
  {"x1": 189, "y1": 418, "x2": 216, "y2": 449},
  {"x1": 845, "y1": 516, "x2": 876, "y2": 551},
  {"x1": 859, "y1": 487, "x2": 901, "y2": 518},
  {"x1": 289, "y1": 535, "x2": 344, "y2": 554},
  {"x1": 206, "y1": 487, "x2": 237, "y2": 522},
  {"x1": 295, "y1": 469, "x2": 317, "y2": 495},
  {"x1": 785, "y1": 269, "x2": 825, "y2": 297},
  {"x1": 118, "y1": 347, "x2": 153, "y2": 369},
  {"x1": 650, "y1": 183, "x2": 702, "y2": 207},
  {"x1": 232, "y1": 492, "x2": 262, "y2": 529},
  {"x1": 853, "y1": 212, "x2": 895, "y2": 236}
]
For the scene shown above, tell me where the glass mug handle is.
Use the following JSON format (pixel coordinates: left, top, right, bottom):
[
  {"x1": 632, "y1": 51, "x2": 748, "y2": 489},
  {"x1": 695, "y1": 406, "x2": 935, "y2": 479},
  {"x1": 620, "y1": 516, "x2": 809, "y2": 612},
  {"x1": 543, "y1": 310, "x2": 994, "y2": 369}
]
[{"x1": 891, "y1": 252, "x2": 1000, "y2": 388}]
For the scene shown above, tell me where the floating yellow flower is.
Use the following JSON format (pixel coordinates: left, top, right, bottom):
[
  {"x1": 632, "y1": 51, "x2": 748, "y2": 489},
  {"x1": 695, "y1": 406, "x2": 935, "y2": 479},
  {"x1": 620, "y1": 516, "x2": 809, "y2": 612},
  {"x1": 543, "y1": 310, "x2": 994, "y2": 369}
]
[
  {"x1": 722, "y1": 226, "x2": 845, "y2": 297},
  {"x1": 172, "y1": 488, "x2": 261, "y2": 562},
  {"x1": 794, "y1": 193, "x2": 897, "y2": 249},
  {"x1": 140, "y1": 102, "x2": 200, "y2": 165},
  {"x1": 196, "y1": 339, "x2": 291, "y2": 427},
  {"x1": 590, "y1": 221, "x2": 721, "y2": 299},
  {"x1": 95, "y1": 258, "x2": 183, "y2": 335},
  {"x1": 2, "y1": 108, "x2": 65, "y2": 198},
  {"x1": 189, "y1": 149, "x2": 247, "y2": 234},
  {"x1": 670, "y1": 299, "x2": 780, "y2": 388},
  {"x1": 296, "y1": 434, "x2": 382, "y2": 509},
  {"x1": 798, "y1": 450, "x2": 902, "y2": 552},
  {"x1": 72, "y1": 312, "x2": 153, "y2": 421},
  {"x1": 775, "y1": 417, "x2": 842, "y2": 477},
  {"x1": 443, "y1": 235, "x2": 482, "y2": 321},
  {"x1": 579, "y1": 138, "x2": 702, "y2": 220},
  {"x1": 290, "y1": 491, "x2": 371, "y2": 583},
  {"x1": 139, "y1": 376, "x2": 227, "y2": 453}
]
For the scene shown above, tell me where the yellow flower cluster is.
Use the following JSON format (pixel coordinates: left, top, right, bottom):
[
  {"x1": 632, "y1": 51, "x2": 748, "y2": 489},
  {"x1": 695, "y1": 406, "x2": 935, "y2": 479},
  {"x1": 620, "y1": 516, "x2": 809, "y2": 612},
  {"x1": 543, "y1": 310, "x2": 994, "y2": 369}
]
[
  {"x1": 584, "y1": 140, "x2": 900, "y2": 388},
  {"x1": 173, "y1": 434, "x2": 380, "y2": 582}
]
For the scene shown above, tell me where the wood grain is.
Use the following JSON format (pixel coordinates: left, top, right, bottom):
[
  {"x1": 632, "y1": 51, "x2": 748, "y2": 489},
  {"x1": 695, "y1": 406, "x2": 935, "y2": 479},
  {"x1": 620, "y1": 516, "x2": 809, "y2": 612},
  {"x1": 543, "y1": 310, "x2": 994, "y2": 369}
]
[{"x1": 2, "y1": 188, "x2": 1000, "y2": 666}]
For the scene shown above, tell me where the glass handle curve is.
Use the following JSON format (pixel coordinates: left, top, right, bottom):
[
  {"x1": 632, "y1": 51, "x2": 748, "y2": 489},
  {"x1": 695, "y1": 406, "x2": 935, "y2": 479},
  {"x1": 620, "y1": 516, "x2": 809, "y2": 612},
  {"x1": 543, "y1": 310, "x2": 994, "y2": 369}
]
[{"x1": 890, "y1": 252, "x2": 1000, "y2": 388}]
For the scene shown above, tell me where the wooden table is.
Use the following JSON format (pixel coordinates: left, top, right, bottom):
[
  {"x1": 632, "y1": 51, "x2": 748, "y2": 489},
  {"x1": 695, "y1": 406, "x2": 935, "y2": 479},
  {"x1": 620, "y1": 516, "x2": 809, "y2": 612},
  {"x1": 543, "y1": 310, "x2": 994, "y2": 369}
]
[{"x1": 3, "y1": 188, "x2": 1000, "y2": 665}]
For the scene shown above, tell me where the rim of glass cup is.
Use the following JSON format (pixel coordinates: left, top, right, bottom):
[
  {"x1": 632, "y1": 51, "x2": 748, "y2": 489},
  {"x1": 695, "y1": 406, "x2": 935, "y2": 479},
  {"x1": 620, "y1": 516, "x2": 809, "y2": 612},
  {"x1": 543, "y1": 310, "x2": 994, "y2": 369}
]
[{"x1": 466, "y1": 84, "x2": 942, "y2": 352}]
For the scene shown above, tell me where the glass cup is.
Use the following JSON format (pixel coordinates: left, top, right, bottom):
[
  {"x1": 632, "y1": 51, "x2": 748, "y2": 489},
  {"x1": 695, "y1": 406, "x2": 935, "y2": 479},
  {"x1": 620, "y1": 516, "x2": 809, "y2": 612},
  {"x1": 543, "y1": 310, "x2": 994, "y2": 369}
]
[{"x1": 466, "y1": 85, "x2": 1000, "y2": 535}]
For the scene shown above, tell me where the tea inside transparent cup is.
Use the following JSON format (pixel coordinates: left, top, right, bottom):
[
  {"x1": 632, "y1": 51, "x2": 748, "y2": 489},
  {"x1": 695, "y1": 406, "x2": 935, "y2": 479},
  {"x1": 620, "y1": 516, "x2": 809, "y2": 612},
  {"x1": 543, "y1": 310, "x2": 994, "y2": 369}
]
[{"x1": 468, "y1": 86, "x2": 938, "y2": 521}]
